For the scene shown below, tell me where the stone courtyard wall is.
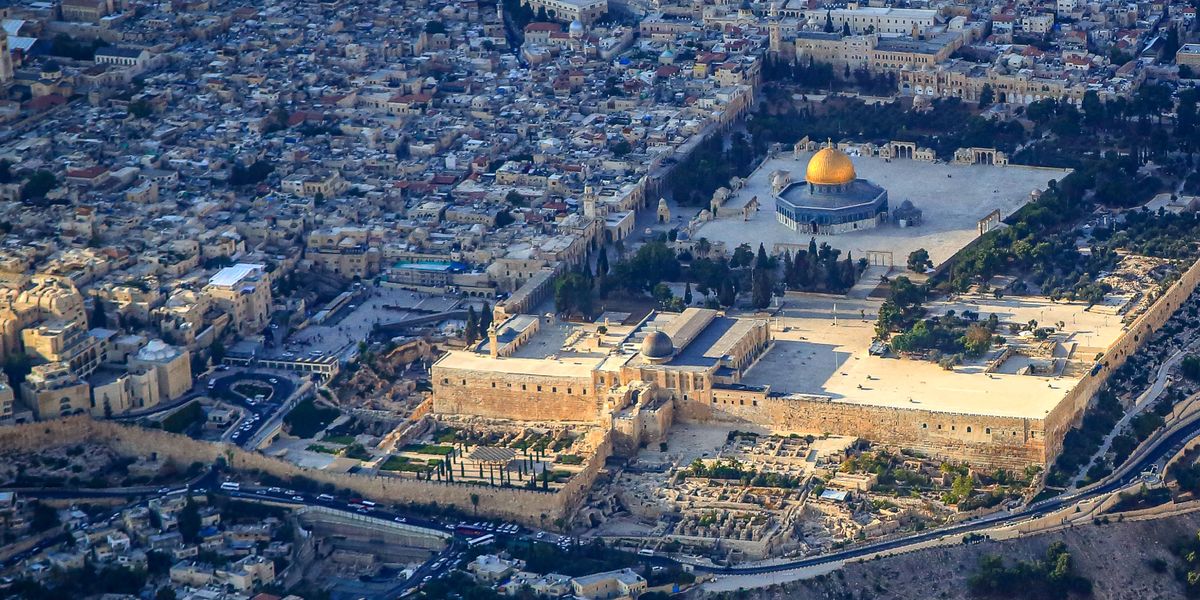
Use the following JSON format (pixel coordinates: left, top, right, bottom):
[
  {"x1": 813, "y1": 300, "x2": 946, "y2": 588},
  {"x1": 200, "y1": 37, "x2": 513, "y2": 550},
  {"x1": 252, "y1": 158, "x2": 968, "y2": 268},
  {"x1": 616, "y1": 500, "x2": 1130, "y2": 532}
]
[
  {"x1": 687, "y1": 389, "x2": 1044, "y2": 470},
  {"x1": 682, "y1": 256, "x2": 1200, "y2": 470},
  {"x1": 1043, "y1": 256, "x2": 1200, "y2": 461},
  {"x1": 0, "y1": 417, "x2": 609, "y2": 528},
  {"x1": 432, "y1": 366, "x2": 600, "y2": 422}
]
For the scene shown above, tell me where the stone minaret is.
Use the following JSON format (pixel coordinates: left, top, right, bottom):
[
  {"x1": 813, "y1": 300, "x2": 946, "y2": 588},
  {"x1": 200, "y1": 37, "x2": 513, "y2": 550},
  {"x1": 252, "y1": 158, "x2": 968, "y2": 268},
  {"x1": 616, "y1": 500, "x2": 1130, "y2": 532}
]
[{"x1": 0, "y1": 30, "x2": 13, "y2": 86}]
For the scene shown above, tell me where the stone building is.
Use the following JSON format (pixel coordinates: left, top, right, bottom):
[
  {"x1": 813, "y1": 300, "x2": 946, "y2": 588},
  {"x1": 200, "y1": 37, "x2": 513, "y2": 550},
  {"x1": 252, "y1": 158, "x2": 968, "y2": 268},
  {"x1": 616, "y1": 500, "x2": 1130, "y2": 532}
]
[
  {"x1": 203, "y1": 264, "x2": 271, "y2": 337},
  {"x1": 22, "y1": 362, "x2": 90, "y2": 420},
  {"x1": 775, "y1": 143, "x2": 888, "y2": 235},
  {"x1": 432, "y1": 308, "x2": 772, "y2": 424},
  {"x1": 21, "y1": 319, "x2": 102, "y2": 378},
  {"x1": 127, "y1": 339, "x2": 192, "y2": 403},
  {"x1": 0, "y1": 275, "x2": 87, "y2": 361}
]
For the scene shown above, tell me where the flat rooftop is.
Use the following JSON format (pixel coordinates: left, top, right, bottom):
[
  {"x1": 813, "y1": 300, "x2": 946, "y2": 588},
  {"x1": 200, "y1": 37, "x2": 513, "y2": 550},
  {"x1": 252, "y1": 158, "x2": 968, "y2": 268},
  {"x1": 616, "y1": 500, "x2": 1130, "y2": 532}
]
[
  {"x1": 695, "y1": 153, "x2": 1071, "y2": 266},
  {"x1": 208, "y1": 263, "x2": 264, "y2": 287},
  {"x1": 436, "y1": 350, "x2": 603, "y2": 379},
  {"x1": 744, "y1": 293, "x2": 1125, "y2": 420}
]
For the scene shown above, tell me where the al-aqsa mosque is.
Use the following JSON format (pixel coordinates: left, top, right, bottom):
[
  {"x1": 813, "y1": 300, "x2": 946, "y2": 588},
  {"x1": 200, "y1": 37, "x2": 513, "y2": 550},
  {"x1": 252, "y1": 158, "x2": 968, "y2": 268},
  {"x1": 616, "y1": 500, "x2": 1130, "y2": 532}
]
[{"x1": 775, "y1": 142, "x2": 889, "y2": 235}]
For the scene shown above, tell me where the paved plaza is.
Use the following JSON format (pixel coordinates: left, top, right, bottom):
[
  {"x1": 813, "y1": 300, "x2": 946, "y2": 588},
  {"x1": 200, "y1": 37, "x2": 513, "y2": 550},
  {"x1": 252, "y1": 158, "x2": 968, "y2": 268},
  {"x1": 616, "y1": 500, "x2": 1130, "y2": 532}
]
[
  {"x1": 694, "y1": 153, "x2": 1072, "y2": 265},
  {"x1": 743, "y1": 293, "x2": 1125, "y2": 419}
]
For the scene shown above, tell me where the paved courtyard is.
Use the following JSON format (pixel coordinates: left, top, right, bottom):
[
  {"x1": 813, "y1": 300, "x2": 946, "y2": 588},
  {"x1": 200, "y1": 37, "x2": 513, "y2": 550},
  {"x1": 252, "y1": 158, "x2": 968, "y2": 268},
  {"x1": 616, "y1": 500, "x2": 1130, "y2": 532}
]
[
  {"x1": 743, "y1": 292, "x2": 1124, "y2": 419},
  {"x1": 694, "y1": 152, "x2": 1072, "y2": 266}
]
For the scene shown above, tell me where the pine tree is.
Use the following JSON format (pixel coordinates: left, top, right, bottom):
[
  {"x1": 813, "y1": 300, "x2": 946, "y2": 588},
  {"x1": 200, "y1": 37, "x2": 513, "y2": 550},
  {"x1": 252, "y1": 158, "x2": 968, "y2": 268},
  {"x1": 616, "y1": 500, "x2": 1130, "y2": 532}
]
[
  {"x1": 751, "y1": 246, "x2": 775, "y2": 309},
  {"x1": 596, "y1": 247, "x2": 609, "y2": 296},
  {"x1": 783, "y1": 250, "x2": 796, "y2": 289},
  {"x1": 684, "y1": 282, "x2": 693, "y2": 305},
  {"x1": 480, "y1": 301, "x2": 492, "y2": 332},
  {"x1": 718, "y1": 280, "x2": 736, "y2": 307},
  {"x1": 464, "y1": 306, "x2": 479, "y2": 343},
  {"x1": 91, "y1": 301, "x2": 107, "y2": 329},
  {"x1": 794, "y1": 250, "x2": 810, "y2": 289}
]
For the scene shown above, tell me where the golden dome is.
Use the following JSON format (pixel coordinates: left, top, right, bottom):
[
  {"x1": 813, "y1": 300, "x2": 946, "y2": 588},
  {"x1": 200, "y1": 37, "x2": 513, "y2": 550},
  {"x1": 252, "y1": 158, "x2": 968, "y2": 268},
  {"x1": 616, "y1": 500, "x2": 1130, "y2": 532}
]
[{"x1": 806, "y1": 144, "x2": 856, "y2": 186}]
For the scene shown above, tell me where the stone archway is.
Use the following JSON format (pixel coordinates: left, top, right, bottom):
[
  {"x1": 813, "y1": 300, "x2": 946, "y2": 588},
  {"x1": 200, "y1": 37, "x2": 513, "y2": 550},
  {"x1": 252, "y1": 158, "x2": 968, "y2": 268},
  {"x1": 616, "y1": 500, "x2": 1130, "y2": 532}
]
[{"x1": 889, "y1": 141, "x2": 916, "y2": 160}]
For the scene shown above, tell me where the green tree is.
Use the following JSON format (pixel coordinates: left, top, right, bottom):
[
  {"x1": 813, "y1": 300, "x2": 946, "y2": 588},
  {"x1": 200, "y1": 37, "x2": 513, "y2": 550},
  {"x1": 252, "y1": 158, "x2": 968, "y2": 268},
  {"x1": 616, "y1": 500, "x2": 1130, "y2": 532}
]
[
  {"x1": 554, "y1": 272, "x2": 594, "y2": 316},
  {"x1": 596, "y1": 246, "x2": 610, "y2": 295},
  {"x1": 91, "y1": 301, "x2": 108, "y2": 328},
  {"x1": 480, "y1": 301, "x2": 493, "y2": 332},
  {"x1": 950, "y1": 473, "x2": 974, "y2": 504},
  {"x1": 750, "y1": 245, "x2": 775, "y2": 309},
  {"x1": 2, "y1": 353, "x2": 32, "y2": 388},
  {"x1": 463, "y1": 306, "x2": 479, "y2": 343},
  {"x1": 717, "y1": 280, "x2": 736, "y2": 307},
  {"x1": 30, "y1": 501, "x2": 59, "y2": 532},
  {"x1": 178, "y1": 496, "x2": 201, "y2": 543},
  {"x1": 129, "y1": 99, "x2": 153, "y2": 119},
  {"x1": 652, "y1": 282, "x2": 674, "y2": 307},
  {"x1": 907, "y1": 248, "x2": 932, "y2": 273},
  {"x1": 20, "y1": 171, "x2": 57, "y2": 200},
  {"x1": 978, "y1": 83, "x2": 995, "y2": 109}
]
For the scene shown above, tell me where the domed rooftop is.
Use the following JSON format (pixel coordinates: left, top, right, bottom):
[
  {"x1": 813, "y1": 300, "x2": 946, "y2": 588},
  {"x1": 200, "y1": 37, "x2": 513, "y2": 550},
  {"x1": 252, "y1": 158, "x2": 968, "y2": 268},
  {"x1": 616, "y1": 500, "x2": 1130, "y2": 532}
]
[
  {"x1": 806, "y1": 143, "x2": 856, "y2": 186},
  {"x1": 641, "y1": 330, "x2": 674, "y2": 360},
  {"x1": 136, "y1": 339, "x2": 178, "y2": 362},
  {"x1": 569, "y1": 20, "x2": 584, "y2": 37}
]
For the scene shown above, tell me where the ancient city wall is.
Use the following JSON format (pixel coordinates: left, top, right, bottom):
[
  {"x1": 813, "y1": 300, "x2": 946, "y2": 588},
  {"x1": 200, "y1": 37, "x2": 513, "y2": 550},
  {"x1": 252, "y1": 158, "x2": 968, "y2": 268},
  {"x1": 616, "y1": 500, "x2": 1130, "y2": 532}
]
[
  {"x1": 0, "y1": 417, "x2": 608, "y2": 528},
  {"x1": 432, "y1": 367, "x2": 600, "y2": 423},
  {"x1": 1043, "y1": 256, "x2": 1200, "y2": 461},
  {"x1": 689, "y1": 388, "x2": 1045, "y2": 470},
  {"x1": 681, "y1": 257, "x2": 1200, "y2": 470}
]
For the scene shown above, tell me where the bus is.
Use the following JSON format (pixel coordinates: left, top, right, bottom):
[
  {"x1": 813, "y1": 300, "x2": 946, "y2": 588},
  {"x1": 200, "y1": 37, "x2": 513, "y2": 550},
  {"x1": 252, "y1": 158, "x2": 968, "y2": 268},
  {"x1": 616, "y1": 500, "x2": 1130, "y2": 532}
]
[
  {"x1": 219, "y1": 482, "x2": 240, "y2": 491},
  {"x1": 467, "y1": 534, "x2": 495, "y2": 548},
  {"x1": 455, "y1": 525, "x2": 485, "y2": 537}
]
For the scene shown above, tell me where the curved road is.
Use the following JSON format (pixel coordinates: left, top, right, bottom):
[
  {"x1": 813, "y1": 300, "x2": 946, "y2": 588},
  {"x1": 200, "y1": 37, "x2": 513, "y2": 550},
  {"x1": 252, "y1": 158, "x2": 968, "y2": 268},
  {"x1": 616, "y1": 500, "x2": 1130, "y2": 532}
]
[
  {"x1": 1072, "y1": 344, "x2": 1193, "y2": 488},
  {"x1": 11, "y1": 411, "x2": 1200, "y2": 583},
  {"x1": 694, "y1": 413, "x2": 1200, "y2": 575}
]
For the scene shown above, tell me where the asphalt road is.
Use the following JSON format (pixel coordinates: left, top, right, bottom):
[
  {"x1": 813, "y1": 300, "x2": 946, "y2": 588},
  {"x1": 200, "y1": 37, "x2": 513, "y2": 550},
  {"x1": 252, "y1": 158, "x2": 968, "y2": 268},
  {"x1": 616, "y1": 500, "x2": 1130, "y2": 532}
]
[
  {"x1": 10, "y1": 411, "x2": 1200, "y2": 584},
  {"x1": 209, "y1": 371, "x2": 296, "y2": 446},
  {"x1": 694, "y1": 413, "x2": 1200, "y2": 576}
]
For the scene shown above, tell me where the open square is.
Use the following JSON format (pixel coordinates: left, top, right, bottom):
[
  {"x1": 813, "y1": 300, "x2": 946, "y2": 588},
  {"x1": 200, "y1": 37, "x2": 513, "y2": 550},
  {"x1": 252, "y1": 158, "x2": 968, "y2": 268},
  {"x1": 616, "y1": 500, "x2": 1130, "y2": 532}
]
[{"x1": 694, "y1": 152, "x2": 1072, "y2": 265}]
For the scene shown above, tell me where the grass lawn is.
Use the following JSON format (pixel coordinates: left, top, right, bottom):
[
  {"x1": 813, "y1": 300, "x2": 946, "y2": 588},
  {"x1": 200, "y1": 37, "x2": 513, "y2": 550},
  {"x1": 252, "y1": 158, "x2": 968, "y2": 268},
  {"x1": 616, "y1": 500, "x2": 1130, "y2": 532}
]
[
  {"x1": 307, "y1": 444, "x2": 337, "y2": 454},
  {"x1": 343, "y1": 443, "x2": 372, "y2": 461},
  {"x1": 402, "y1": 444, "x2": 455, "y2": 456},
  {"x1": 233, "y1": 382, "x2": 273, "y2": 400},
  {"x1": 324, "y1": 434, "x2": 356, "y2": 445},
  {"x1": 161, "y1": 401, "x2": 203, "y2": 434},
  {"x1": 380, "y1": 455, "x2": 430, "y2": 473},
  {"x1": 284, "y1": 399, "x2": 339, "y2": 438}
]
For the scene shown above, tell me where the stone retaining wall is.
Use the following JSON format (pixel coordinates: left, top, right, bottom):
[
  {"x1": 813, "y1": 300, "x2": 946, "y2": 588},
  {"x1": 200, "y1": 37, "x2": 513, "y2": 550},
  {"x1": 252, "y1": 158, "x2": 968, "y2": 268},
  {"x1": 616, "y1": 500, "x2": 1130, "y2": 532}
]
[{"x1": 0, "y1": 417, "x2": 609, "y2": 528}]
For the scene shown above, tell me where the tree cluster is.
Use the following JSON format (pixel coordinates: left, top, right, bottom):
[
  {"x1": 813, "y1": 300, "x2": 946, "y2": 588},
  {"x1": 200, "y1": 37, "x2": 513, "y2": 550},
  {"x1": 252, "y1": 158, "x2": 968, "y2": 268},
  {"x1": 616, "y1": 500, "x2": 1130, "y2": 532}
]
[
  {"x1": 780, "y1": 238, "x2": 863, "y2": 295},
  {"x1": 967, "y1": 542, "x2": 1092, "y2": 599}
]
